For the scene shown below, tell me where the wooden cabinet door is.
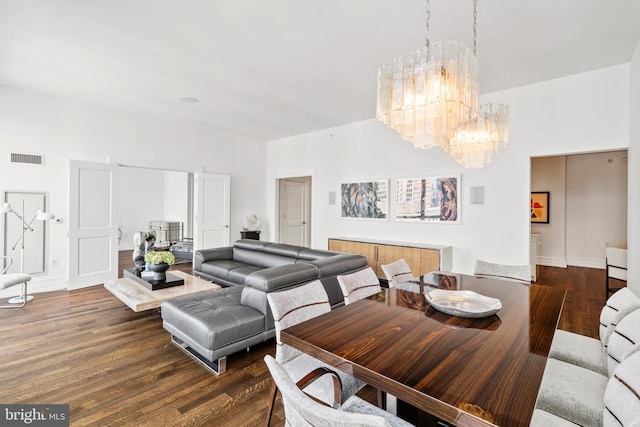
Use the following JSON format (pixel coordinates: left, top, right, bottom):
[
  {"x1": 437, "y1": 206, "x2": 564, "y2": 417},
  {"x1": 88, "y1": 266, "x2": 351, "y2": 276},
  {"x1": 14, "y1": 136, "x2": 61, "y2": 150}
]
[
  {"x1": 376, "y1": 245, "x2": 422, "y2": 278},
  {"x1": 420, "y1": 249, "x2": 440, "y2": 274},
  {"x1": 328, "y1": 239, "x2": 377, "y2": 270}
]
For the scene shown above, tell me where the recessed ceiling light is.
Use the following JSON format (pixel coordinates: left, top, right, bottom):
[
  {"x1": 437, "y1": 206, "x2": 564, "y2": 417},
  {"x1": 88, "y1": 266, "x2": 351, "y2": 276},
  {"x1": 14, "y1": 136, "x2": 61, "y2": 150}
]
[{"x1": 179, "y1": 96, "x2": 199, "y2": 104}]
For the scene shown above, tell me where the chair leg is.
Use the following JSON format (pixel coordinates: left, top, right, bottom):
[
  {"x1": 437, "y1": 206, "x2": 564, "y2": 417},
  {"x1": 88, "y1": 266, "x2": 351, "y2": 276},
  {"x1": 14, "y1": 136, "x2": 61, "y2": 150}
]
[
  {"x1": 606, "y1": 264, "x2": 610, "y2": 300},
  {"x1": 0, "y1": 281, "x2": 28, "y2": 308},
  {"x1": 377, "y1": 389, "x2": 387, "y2": 410},
  {"x1": 265, "y1": 378, "x2": 277, "y2": 427}
]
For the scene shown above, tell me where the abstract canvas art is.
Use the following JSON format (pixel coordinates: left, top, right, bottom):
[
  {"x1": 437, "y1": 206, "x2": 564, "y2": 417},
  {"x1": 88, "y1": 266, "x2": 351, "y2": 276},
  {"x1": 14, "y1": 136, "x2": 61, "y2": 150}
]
[
  {"x1": 531, "y1": 192, "x2": 549, "y2": 223},
  {"x1": 341, "y1": 180, "x2": 388, "y2": 219},
  {"x1": 395, "y1": 175, "x2": 460, "y2": 223}
]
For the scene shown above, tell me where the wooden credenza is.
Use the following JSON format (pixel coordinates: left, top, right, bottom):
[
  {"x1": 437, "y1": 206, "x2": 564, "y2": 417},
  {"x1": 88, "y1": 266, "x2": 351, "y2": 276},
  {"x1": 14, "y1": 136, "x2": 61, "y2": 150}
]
[{"x1": 328, "y1": 237, "x2": 452, "y2": 280}]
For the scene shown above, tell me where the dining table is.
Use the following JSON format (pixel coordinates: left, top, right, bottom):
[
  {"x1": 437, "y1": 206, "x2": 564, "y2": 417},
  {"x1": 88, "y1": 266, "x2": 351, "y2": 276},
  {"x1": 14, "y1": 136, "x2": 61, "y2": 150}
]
[{"x1": 280, "y1": 272, "x2": 566, "y2": 426}]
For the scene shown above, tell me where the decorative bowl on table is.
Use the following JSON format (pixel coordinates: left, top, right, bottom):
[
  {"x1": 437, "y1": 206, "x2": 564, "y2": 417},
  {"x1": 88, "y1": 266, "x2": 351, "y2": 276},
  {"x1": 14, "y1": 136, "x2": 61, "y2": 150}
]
[{"x1": 425, "y1": 289, "x2": 501, "y2": 318}]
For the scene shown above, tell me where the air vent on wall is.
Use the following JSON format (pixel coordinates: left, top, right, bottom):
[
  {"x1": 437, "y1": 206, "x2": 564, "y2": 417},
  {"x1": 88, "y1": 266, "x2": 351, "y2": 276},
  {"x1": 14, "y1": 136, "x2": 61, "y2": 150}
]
[{"x1": 10, "y1": 152, "x2": 44, "y2": 166}]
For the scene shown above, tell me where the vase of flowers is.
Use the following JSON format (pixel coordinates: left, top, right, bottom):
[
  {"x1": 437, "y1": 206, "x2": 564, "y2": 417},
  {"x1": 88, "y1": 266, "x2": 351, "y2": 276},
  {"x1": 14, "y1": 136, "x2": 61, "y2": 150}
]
[{"x1": 144, "y1": 251, "x2": 176, "y2": 282}]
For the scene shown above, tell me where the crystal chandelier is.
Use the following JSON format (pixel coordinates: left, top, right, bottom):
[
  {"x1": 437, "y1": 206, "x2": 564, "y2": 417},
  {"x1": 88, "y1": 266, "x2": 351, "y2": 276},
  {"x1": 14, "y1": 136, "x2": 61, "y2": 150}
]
[{"x1": 376, "y1": 0, "x2": 509, "y2": 168}]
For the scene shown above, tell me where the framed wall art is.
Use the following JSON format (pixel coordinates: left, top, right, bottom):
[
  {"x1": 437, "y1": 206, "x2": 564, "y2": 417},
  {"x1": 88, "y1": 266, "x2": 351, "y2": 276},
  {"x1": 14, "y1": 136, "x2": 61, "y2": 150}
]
[
  {"x1": 530, "y1": 191, "x2": 549, "y2": 224},
  {"x1": 395, "y1": 175, "x2": 460, "y2": 224},
  {"x1": 341, "y1": 180, "x2": 388, "y2": 220}
]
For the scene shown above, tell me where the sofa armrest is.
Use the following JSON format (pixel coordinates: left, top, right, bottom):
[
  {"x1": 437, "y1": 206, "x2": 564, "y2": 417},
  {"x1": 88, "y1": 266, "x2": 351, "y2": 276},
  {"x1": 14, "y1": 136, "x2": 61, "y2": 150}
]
[{"x1": 194, "y1": 247, "x2": 233, "y2": 270}]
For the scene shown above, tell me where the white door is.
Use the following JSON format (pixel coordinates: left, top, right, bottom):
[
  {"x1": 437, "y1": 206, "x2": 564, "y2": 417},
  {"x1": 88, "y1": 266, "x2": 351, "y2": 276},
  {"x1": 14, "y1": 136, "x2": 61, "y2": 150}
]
[
  {"x1": 68, "y1": 160, "x2": 118, "y2": 289},
  {"x1": 193, "y1": 173, "x2": 230, "y2": 251},
  {"x1": 279, "y1": 178, "x2": 310, "y2": 247}
]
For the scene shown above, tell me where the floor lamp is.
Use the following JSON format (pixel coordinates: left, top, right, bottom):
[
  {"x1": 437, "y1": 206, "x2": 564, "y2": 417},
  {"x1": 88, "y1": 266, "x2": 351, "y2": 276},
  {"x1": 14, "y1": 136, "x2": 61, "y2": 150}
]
[{"x1": 1, "y1": 201, "x2": 55, "y2": 303}]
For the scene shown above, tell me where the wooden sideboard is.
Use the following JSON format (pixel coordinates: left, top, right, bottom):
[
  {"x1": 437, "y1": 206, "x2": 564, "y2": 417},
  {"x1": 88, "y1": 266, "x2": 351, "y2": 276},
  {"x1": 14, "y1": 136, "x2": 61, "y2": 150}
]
[{"x1": 328, "y1": 237, "x2": 452, "y2": 280}]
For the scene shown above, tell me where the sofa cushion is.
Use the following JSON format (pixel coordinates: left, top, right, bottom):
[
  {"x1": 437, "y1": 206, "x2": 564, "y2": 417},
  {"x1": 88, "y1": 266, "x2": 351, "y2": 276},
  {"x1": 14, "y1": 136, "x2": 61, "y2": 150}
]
[
  {"x1": 310, "y1": 254, "x2": 368, "y2": 278},
  {"x1": 161, "y1": 287, "x2": 265, "y2": 350},
  {"x1": 233, "y1": 247, "x2": 296, "y2": 268},
  {"x1": 233, "y1": 239, "x2": 270, "y2": 251},
  {"x1": 298, "y1": 248, "x2": 341, "y2": 261},
  {"x1": 264, "y1": 243, "x2": 303, "y2": 258},
  {"x1": 245, "y1": 263, "x2": 319, "y2": 293},
  {"x1": 198, "y1": 260, "x2": 256, "y2": 283},
  {"x1": 227, "y1": 265, "x2": 263, "y2": 284}
]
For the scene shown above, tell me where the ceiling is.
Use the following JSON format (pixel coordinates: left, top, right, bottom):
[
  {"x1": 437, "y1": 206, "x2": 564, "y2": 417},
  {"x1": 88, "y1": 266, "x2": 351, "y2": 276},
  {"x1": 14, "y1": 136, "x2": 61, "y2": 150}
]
[{"x1": 1, "y1": 0, "x2": 639, "y2": 143}]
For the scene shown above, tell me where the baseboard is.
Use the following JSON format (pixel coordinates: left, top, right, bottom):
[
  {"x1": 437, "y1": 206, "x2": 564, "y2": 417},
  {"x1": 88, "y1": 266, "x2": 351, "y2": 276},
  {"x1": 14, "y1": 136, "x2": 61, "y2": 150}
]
[
  {"x1": 0, "y1": 276, "x2": 67, "y2": 298},
  {"x1": 536, "y1": 256, "x2": 568, "y2": 268},
  {"x1": 565, "y1": 257, "x2": 606, "y2": 269},
  {"x1": 119, "y1": 243, "x2": 134, "y2": 251}
]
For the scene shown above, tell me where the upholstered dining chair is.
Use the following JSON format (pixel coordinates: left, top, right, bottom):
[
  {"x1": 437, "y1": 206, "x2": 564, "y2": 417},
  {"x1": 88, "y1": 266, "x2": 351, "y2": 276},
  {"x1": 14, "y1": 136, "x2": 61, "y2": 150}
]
[
  {"x1": 265, "y1": 280, "x2": 365, "y2": 425},
  {"x1": 264, "y1": 355, "x2": 414, "y2": 427},
  {"x1": 0, "y1": 256, "x2": 32, "y2": 308},
  {"x1": 474, "y1": 259, "x2": 531, "y2": 284},
  {"x1": 337, "y1": 267, "x2": 382, "y2": 305},
  {"x1": 605, "y1": 242, "x2": 627, "y2": 299},
  {"x1": 380, "y1": 259, "x2": 413, "y2": 288}
]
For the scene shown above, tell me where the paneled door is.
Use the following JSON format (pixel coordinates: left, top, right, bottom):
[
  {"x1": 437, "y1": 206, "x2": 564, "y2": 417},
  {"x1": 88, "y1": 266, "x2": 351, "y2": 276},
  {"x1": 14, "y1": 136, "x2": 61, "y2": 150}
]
[
  {"x1": 68, "y1": 160, "x2": 118, "y2": 289},
  {"x1": 278, "y1": 177, "x2": 310, "y2": 247},
  {"x1": 193, "y1": 173, "x2": 230, "y2": 251}
]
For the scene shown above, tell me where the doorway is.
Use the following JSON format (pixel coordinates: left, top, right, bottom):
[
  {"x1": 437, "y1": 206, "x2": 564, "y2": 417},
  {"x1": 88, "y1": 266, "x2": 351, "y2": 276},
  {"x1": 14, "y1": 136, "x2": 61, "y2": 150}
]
[
  {"x1": 531, "y1": 150, "x2": 628, "y2": 269},
  {"x1": 68, "y1": 158, "x2": 230, "y2": 290},
  {"x1": 278, "y1": 176, "x2": 311, "y2": 247}
]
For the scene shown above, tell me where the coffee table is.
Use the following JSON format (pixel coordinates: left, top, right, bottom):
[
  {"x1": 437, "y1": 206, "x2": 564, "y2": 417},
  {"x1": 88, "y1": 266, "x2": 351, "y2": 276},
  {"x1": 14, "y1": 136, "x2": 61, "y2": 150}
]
[{"x1": 104, "y1": 270, "x2": 221, "y2": 312}]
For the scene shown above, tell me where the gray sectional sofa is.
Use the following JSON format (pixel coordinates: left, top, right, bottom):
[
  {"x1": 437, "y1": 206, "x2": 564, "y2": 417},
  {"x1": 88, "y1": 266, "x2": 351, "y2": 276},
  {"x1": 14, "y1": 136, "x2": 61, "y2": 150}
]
[{"x1": 161, "y1": 240, "x2": 367, "y2": 374}]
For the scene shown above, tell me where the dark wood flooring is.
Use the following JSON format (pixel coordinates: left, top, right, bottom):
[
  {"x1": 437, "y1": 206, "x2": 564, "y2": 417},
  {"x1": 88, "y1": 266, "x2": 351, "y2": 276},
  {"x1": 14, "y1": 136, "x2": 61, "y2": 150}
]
[{"x1": 0, "y1": 252, "x2": 609, "y2": 426}]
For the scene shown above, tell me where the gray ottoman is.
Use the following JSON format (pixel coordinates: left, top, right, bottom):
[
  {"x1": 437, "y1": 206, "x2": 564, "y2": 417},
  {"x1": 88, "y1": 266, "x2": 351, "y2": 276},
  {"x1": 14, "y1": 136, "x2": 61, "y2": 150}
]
[{"x1": 162, "y1": 286, "x2": 266, "y2": 374}]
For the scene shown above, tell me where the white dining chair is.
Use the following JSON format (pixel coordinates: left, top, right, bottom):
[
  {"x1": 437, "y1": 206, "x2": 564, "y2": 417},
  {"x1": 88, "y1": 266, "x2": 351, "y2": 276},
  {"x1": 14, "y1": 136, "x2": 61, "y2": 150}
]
[
  {"x1": 474, "y1": 259, "x2": 531, "y2": 284},
  {"x1": 337, "y1": 267, "x2": 382, "y2": 304},
  {"x1": 264, "y1": 355, "x2": 414, "y2": 427},
  {"x1": 380, "y1": 259, "x2": 413, "y2": 288}
]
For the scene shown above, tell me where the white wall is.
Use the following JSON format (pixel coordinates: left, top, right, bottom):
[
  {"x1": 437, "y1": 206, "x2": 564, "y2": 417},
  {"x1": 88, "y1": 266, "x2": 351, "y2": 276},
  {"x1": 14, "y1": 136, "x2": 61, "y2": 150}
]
[
  {"x1": 629, "y1": 39, "x2": 640, "y2": 296},
  {"x1": 0, "y1": 84, "x2": 268, "y2": 294},
  {"x1": 267, "y1": 65, "x2": 631, "y2": 275},
  {"x1": 565, "y1": 151, "x2": 628, "y2": 267},
  {"x1": 118, "y1": 167, "x2": 165, "y2": 250},
  {"x1": 531, "y1": 156, "x2": 566, "y2": 267},
  {"x1": 163, "y1": 170, "x2": 189, "y2": 228}
]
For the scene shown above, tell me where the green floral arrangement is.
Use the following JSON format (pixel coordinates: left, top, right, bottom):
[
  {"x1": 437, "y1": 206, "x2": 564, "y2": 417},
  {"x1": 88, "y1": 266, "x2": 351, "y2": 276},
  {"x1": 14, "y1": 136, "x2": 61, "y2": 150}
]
[{"x1": 144, "y1": 251, "x2": 176, "y2": 266}]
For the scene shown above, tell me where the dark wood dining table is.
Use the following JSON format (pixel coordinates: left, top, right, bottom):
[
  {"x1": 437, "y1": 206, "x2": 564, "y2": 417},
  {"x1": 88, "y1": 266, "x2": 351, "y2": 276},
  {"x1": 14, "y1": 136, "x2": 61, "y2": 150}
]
[{"x1": 280, "y1": 272, "x2": 566, "y2": 427}]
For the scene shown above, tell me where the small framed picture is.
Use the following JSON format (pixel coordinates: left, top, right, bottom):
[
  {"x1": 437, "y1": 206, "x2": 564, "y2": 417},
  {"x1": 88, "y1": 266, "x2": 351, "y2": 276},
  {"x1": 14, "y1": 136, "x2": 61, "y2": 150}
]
[{"x1": 531, "y1": 192, "x2": 550, "y2": 224}]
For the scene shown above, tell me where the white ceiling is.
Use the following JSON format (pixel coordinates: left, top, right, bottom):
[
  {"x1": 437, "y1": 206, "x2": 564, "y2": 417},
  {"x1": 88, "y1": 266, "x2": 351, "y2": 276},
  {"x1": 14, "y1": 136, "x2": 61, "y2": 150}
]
[{"x1": 1, "y1": 0, "x2": 639, "y2": 143}]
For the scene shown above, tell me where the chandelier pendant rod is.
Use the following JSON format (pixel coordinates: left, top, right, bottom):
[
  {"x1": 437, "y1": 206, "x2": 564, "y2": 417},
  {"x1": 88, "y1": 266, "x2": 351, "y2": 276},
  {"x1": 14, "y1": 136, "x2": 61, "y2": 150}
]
[{"x1": 425, "y1": 0, "x2": 431, "y2": 53}]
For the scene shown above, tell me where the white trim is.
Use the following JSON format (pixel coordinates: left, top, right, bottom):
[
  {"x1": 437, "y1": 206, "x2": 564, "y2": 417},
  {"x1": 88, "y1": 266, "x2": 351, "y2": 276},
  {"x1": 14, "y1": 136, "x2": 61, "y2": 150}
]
[
  {"x1": 271, "y1": 169, "x2": 317, "y2": 248},
  {"x1": 565, "y1": 256, "x2": 606, "y2": 269},
  {"x1": 108, "y1": 156, "x2": 205, "y2": 173},
  {"x1": 0, "y1": 276, "x2": 66, "y2": 297},
  {"x1": 537, "y1": 256, "x2": 568, "y2": 268}
]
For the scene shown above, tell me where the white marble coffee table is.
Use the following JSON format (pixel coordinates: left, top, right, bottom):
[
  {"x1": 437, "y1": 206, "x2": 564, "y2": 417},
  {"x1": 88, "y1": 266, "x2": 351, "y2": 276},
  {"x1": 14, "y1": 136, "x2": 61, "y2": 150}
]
[{"x1": 105, "y1": 270, "x2": 221, "y2": 312}]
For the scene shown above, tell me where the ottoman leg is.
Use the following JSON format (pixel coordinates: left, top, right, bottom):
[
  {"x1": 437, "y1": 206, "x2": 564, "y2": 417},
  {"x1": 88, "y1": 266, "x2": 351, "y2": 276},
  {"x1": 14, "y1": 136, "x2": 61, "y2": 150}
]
[{"x1": 171, "y1": 335, "x2": 227, "y2": 375}]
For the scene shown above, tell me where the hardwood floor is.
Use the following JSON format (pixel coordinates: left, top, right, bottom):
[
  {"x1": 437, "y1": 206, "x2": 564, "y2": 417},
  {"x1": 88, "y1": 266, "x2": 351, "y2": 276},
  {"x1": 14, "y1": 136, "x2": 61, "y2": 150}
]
[{"x1": 0, "y1": 256, "x2": 608, "y2": 426}]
